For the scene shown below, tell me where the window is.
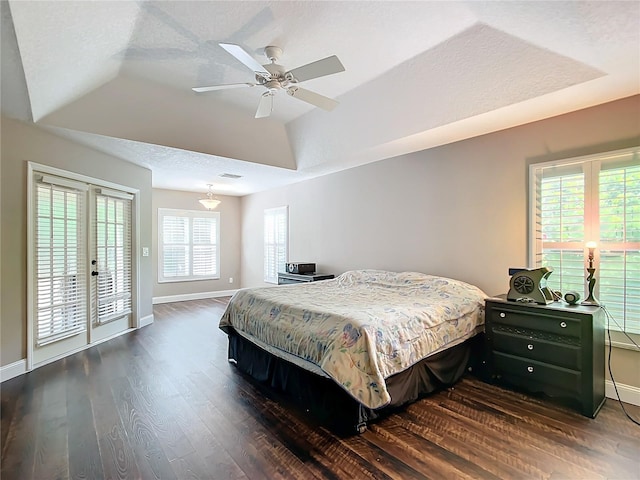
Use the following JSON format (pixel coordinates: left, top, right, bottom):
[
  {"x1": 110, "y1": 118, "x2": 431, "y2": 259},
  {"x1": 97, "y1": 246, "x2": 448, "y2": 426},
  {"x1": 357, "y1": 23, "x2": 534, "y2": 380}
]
[
  {"x1": 530, "y1": 147, "x2": 640, "y2": 334},
  {"x1": 264, "y1": 206, "x2": 288, "y2": 283},
  {"x1": 158, "y1": 208, "x2": 220, "y2": 282}
]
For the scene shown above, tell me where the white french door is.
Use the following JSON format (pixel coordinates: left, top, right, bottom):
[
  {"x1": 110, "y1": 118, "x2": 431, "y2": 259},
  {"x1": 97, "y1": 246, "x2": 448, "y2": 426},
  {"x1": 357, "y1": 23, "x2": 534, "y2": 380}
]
[
  {"x1": 90, "y1": 187, "x2": 133, "y2": 343},
  {"x1": 30, "y1": 171, "x2": 134, "y2": 367}
]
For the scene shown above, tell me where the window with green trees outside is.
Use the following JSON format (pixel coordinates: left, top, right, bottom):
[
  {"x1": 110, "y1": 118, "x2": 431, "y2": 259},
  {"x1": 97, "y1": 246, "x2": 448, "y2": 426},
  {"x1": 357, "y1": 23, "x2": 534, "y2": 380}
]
[{"x1": 530, "y1": 147, "x2": 639, "y2": 335}]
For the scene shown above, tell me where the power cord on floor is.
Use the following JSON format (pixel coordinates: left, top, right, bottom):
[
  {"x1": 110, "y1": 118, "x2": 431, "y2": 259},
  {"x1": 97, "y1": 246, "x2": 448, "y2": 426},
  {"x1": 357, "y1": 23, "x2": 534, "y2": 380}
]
[{"x1": 601, "y1": 304, "x2": 640, "y2": 426}]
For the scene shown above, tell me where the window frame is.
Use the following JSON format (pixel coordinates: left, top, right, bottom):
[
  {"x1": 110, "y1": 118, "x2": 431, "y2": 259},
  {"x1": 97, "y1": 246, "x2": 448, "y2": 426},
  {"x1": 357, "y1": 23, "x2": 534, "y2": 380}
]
[
  {"x1": 528, "y1": 146, "x2": 640, "y2": 346},
  {"x1": 264, "y1": 206, "x2": 288, "y2": 284},
  {"x1": 158, "y1": 208, "x2": 220, "y2": 283}
]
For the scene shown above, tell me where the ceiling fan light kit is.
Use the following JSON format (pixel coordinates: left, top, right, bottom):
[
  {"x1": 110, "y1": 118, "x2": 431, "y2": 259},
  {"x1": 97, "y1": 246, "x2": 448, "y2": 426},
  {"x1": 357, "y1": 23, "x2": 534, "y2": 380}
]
[{"x1": 192, "y1": 43, "x2": 345, "y2": 118}]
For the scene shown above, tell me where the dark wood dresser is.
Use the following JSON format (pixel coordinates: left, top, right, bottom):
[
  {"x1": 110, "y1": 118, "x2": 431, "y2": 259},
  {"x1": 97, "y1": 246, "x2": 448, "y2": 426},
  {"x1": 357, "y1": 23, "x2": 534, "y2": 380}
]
[
  {"x1": 277, "y1": 272, "x2": 335, "y2": 285},
  {"x1": 484, "y1": 295, "x2": 606, "y2": 418}
]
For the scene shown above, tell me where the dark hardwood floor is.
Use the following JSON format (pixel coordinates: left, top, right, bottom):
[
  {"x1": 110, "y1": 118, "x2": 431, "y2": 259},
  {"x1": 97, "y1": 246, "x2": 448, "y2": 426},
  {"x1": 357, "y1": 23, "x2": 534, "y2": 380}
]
[{"x1": 2, "y1": 298, "x2": 639, "y2": 479}]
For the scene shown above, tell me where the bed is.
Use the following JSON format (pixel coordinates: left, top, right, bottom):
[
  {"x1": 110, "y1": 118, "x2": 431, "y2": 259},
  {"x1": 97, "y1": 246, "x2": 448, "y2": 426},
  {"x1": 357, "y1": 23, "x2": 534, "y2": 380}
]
[{"x1": 219, "y1": 270, "x2": 487, "y2": 434}]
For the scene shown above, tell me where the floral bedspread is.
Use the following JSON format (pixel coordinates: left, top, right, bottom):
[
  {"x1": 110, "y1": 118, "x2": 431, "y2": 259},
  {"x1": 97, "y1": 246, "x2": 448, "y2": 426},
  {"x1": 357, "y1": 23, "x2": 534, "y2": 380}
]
[{"x1": 219, "y1": 270, "x2": 487, "y2": 409}]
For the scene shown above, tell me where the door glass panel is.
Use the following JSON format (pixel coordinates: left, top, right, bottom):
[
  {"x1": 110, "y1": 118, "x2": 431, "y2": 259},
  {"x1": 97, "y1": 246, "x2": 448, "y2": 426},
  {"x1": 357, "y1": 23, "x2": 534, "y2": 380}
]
[
  {"x1": 93, "y1": 193, "x2": 132, "y2": 325},
  {"x1": 34, "y1": 182, "x2": 86, "y2": 346}
]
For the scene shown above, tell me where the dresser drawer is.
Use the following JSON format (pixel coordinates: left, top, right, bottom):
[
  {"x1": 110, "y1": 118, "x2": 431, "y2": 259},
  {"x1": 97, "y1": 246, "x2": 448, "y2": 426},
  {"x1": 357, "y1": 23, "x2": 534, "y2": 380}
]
[
  {"x1": 492, "y1": 331, "x2": 581, "y2": 370},
  {"x1": 488, "y1": 307, "x2": 581, "y2": 338},
  {"x1": 493, "y1": 352, "x2": 581, "y2": 394}
]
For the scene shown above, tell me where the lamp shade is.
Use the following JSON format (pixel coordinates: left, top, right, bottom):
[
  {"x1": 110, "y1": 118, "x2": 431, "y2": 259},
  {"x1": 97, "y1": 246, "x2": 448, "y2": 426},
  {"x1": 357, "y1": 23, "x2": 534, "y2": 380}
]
[
  {"x1": 199, "y1": 197, "x2": 221, "y2": 210},
  {"x1": 199, "y1": 184, "x2": 221, "y2": 210}
]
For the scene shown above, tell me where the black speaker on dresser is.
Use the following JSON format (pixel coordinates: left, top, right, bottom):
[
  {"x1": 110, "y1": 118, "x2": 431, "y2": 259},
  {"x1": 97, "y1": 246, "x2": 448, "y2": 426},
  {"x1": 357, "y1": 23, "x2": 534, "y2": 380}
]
[{"x1": 285, "y1": 262, "x2": 316, "y2": 274}]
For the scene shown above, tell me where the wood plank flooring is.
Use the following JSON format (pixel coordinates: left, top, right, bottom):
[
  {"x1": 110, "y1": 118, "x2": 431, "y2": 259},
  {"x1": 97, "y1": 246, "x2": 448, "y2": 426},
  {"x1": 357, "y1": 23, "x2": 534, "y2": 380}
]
[{"x1": 2, "y1": 297, "x2": 639, "y2": 479}]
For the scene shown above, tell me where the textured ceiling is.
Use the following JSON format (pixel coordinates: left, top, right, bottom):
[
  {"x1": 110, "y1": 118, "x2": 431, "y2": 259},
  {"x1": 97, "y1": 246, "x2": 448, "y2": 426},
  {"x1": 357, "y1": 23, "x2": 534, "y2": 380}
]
[{"x1": 2, "y1": 1, "x2": 639, "y2": 195}]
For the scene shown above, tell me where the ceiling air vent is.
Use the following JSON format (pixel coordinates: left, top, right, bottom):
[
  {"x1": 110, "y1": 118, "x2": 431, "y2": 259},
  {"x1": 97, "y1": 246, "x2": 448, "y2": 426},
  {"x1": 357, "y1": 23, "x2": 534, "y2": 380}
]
[{"x1": 219, "y1": 173, "x2": 243, "y2": 179}]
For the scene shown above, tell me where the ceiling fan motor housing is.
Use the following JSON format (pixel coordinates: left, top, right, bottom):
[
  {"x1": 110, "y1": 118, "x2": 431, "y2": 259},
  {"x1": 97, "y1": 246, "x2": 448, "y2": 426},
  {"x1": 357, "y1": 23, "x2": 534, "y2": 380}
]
[{"x1": 258, "y1": 62, "x2": 290, "y2": 91}]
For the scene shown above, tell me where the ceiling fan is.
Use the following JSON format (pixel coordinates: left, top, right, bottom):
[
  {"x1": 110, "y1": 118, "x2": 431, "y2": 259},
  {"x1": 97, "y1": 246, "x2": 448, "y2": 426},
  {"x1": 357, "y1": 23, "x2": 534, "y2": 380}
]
[{"x1": 192, "y1": 43, "x2": 345, "y2": 118}]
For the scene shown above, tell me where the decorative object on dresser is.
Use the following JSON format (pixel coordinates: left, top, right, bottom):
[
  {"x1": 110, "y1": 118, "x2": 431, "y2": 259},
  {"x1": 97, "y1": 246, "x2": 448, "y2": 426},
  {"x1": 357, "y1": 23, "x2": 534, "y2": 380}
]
[
  {"x1": 484, "y1": 295, "x2": 605, "y2": 418},
  {"x1": 564, "y1": 291, "x2": 581, "y2": 305},
  {"x1": 507, "y1": 267, "x2": 554, "y2": 304},
  {"x1": 277, "y1": 272, "x2": 335, "y2": 285}
]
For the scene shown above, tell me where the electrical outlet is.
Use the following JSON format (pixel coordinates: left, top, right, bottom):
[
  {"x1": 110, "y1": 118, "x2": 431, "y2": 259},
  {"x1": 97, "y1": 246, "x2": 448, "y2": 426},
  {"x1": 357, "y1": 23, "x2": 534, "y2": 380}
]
[
  {"x1": 229, "y1": 277, "x2": 233, "y2": 284},
  {"x1": 142, "y1": 247, "x2": 149, "y2": 257}
]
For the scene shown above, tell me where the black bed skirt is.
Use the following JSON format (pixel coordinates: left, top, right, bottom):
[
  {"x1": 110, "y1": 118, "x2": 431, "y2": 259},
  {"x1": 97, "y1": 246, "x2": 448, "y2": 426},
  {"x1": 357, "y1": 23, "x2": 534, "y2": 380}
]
[{"x1": 227, "y1": 330, "x2": 482, "y2": 435}]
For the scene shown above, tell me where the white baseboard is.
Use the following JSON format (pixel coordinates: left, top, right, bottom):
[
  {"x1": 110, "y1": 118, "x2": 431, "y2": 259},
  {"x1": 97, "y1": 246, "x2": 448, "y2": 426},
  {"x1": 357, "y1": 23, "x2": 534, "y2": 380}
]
[
  {"x1": 2, "y1": 322, "x2": 146, "y2": 383},
  {"x1": 606, "y1": 380, "x2": 640, "y2": 406},
  {"x1": 153, "y1": 289, "x2": 238, "y2": 305},
  {"x1": 139, "y1": 313, "x2": 154, "y2": 327},
  {"x1": 1, "y1": 359, "x2": 27, "y2": 383},
  {"x1": 31, "y1": 327, "x2": 138, "y2": 372}
]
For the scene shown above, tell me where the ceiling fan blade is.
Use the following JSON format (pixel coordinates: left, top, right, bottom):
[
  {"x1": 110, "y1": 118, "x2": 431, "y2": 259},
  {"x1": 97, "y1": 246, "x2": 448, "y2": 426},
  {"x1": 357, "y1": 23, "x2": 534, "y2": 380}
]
[
  {"x1": 287, "y1": 87, "x2": 338, "y2": 111},
  {"x1": 255, "y1": 93, "x2": 274, "y2": 118},
  {"x1": 219, "y1": 43, "x2": 271, "y2": 79},
  {"x1": 286, "y1": 55, "x2": 345, "y2": 83},
  {"x1": 192, "y1": 83, "x2": 256, "y2": 93}
]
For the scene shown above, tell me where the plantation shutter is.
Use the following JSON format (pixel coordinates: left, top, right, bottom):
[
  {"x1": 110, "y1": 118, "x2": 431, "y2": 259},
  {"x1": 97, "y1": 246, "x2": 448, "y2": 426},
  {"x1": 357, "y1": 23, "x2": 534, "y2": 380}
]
[
  {"x1": 530, "y1": 148, "x2": 640, "y2": 334},
  {"x1": 158, "y1": 208, "x2": 220, "y2": 282},
  {"x1": 35, "y1": 175, "x2": 88, "y2": 346},
  {"x1": 162, "y1": 214, "x2": 190, "y2": 279},
  {"x1": 535, "y1": 165, "x2": 586, "y2": 295},
  {"x1": 93, "y1": 188, "x2": 133, "y2": 325},
  {"x1": 264, "y1": 206, "x2": 288, "y2": 283},
  {"x1": 193, "y1": 216, "x2": 218, "y2": 276},
  {"x1": 531, "y1": 166, "x2": 544, "y2": 269},
  {"x1": 598, "y1": 160, "x2": 640, "y2": 333}
]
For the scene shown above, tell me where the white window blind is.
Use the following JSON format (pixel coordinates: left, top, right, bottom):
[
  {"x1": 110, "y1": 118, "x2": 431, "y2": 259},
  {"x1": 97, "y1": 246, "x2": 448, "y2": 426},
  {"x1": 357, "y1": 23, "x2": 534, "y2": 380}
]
[
  {"x1": 264, "y1": 206, "x2": 288, "y2": 283},
  {"x1": 537, "y1": 168, "x2": 586, "y2": 295},
  {"x1": 598, "y1": 161, "x2": 640, "y2": 331},
  {"x1": 35, "y1": 177, "x2": 87, "y2": 346},
  {"x1": 530, "y1": 148, "x2": 640, "y2": 334},
  {"x1": 158, "y1": 208, "x2": 220, "y2": 282},
  {"x1": 93, "y1": 189, "x2": 132, "y2": 325}
]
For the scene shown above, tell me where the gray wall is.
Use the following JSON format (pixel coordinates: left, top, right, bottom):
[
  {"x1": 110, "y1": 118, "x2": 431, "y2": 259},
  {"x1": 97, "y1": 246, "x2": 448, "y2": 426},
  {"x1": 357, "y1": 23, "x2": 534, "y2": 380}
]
[
  {"x1": 1, "y1": 116, "x2": 153, "y2": 366},
  {"x1": 240, "y1": 95, "x2": 640, "y2": 388},
  {"x1": 152, "y1": 188, "x2": 241, "y2": 299}
]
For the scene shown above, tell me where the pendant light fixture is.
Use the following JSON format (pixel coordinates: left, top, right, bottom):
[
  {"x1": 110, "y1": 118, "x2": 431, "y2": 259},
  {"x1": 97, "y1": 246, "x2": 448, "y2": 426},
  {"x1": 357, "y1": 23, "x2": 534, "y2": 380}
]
[{"x1": 199, "y1": 184, "x2": 221, "y2": 210}]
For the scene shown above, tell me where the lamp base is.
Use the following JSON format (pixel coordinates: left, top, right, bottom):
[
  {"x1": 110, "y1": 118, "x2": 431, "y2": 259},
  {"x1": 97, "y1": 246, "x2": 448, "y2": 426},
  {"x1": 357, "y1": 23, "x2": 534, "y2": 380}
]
[
  {"x1": 582, "y1": 267, "x2": 599, "y2": 306},
  {"x1": 580, "y1": 300, "x2": 600, "y2": 306}
]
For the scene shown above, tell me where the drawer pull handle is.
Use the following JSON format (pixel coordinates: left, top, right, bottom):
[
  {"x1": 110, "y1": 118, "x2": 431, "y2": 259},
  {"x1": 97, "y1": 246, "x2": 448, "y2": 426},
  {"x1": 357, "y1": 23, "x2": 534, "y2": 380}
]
[
  {"x1": 527, "y1": 344, "x2": 534, "y2": 350},
  {"x1": 560, "y1": 321, "x2": 567, "y2": 328},
  {"x1": 499, "y1": 312, "x2": 506, "y2": 318},
  {"x1": 527, "y1": 366, "x2": 534, "y2": 373}
]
